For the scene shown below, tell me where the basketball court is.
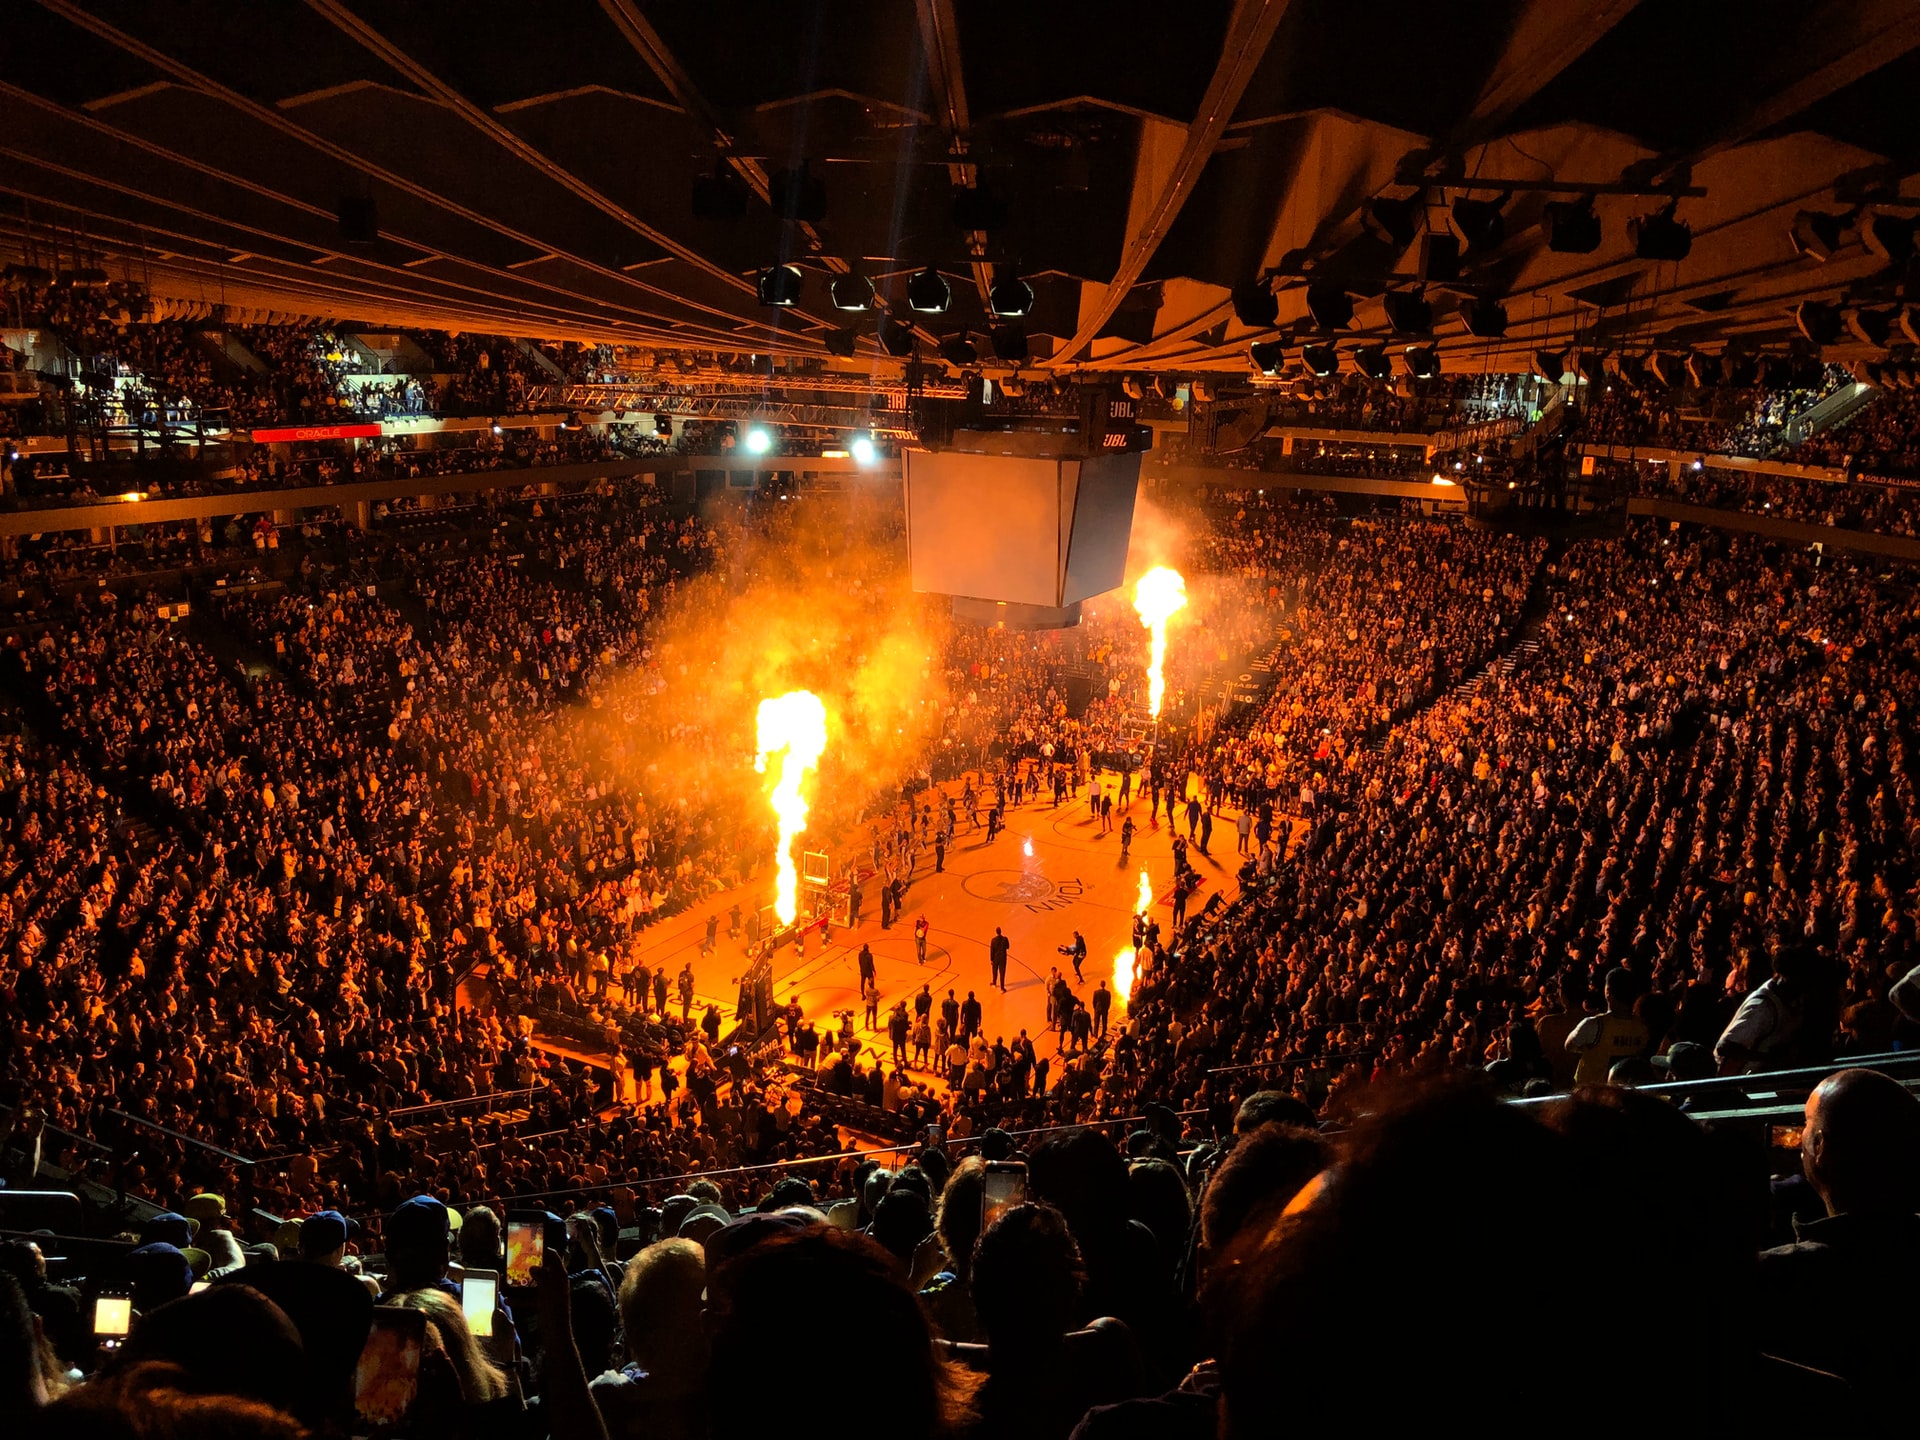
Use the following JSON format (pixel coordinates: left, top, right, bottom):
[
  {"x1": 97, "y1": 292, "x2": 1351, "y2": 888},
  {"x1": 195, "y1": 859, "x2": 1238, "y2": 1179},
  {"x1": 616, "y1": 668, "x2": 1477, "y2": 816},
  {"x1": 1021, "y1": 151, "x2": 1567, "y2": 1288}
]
[{"x1": 627, "y1": 776, "x2": 1248, "y2": 1073}]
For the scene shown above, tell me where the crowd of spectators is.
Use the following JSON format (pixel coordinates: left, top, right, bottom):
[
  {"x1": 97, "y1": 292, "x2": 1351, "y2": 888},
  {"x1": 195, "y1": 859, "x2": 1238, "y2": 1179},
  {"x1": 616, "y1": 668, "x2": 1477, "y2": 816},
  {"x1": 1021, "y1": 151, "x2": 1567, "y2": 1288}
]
[{"x1": 4, "y1": 462, "x2": 1920, "y2": 1435}]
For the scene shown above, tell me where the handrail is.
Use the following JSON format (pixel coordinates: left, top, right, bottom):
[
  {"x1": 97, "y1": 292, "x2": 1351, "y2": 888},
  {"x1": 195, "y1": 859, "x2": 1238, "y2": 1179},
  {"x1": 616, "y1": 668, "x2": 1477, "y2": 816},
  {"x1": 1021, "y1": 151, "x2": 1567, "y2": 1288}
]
[
  {"x1": 105, "y1": 1108, "x2": 257, "y2": 1167},
  {"x1": 385, "y1": 1087, "x2": 550, "y2": 1120},
  {"x1": 1509, "y1": 1049, "x2": 1920, "y2": 1108}
]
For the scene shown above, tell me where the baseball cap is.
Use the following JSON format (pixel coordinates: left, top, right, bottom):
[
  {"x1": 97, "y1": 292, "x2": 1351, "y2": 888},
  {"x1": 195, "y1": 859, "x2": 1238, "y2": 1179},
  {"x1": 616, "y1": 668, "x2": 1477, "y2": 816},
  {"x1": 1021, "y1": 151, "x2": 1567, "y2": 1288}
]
[
  {"x1": 299, "y1": 1210, "x2": 359, "y2": 1258},
  {"x1": 182, "y1": 1193, "x2": 228, "y2": 1226},
  {"x1": 386, "y1": 1196, "x2": 452, "y2": 1249}
]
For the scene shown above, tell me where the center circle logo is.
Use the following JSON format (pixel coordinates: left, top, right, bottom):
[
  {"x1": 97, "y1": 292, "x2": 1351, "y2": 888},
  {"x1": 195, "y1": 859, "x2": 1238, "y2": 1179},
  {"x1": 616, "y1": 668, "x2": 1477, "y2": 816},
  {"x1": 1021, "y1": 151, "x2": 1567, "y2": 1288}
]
[{"x1": 962, "y1": 870, "x2": 1057, "y2": 904}]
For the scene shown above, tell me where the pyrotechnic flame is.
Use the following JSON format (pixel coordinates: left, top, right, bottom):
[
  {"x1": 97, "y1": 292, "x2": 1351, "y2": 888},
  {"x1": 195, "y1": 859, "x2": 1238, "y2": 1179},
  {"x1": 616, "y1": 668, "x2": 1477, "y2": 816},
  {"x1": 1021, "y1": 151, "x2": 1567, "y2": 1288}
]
[
  {"x1": 1131, "y1": 566, "x2": 1188, "y2": 719},
  {"x1": 1116, "y1": 867, "x2": 1153, "y2": 1006},
  {"x1": 754, "y1": 690, "x2": 828, "y2": 926}
]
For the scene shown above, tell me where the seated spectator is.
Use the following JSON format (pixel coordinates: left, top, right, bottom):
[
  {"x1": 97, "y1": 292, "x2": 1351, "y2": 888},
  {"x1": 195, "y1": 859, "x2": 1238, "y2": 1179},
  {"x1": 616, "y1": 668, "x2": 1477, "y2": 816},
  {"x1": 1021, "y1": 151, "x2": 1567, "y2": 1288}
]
[
  {"x1": 1755, "y1": 1068, "x2": 1920, "y2": 1416},
  {"x1": 592, "y1": 1238, "x2": 707, "y2": 1440}
]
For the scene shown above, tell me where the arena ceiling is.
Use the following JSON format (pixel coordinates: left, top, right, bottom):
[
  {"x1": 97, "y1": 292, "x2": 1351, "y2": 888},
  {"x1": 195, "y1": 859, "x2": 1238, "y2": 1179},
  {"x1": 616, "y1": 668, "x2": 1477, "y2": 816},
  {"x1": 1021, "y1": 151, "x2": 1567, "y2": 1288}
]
[{"x1": 5, "y1": 0, "x2": 1920, "y2": 379}]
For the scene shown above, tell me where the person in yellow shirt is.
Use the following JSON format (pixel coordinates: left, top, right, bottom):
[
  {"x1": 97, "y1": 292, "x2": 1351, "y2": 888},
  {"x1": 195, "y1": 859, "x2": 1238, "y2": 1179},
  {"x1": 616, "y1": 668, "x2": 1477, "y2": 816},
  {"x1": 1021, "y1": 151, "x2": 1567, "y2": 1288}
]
[{"x1": 1565, "y1": 967, "x2": 1650, "y2": 1086}]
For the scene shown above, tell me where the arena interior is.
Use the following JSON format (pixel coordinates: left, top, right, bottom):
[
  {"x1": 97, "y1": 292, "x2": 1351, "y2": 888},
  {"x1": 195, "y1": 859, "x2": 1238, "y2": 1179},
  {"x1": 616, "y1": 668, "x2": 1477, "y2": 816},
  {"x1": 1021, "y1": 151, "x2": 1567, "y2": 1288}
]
[{"x1": 6, "y1": 2, "x2": 1920, "y2": 1434}]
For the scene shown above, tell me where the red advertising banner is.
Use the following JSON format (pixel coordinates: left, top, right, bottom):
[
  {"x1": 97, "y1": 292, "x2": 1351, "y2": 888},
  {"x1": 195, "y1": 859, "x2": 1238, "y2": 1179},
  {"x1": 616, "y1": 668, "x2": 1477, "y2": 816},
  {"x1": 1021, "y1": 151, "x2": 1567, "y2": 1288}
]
[{"x1": 248, "y1": 423, "x2": 382, "y2": 443}]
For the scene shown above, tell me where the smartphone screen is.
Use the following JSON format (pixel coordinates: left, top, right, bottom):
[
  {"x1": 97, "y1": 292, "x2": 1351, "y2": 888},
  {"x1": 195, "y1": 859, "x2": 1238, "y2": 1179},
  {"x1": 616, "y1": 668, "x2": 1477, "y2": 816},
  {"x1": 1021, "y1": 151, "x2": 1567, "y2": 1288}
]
[
  {"x1": 189, "y1": 1280, "x2": 211, "y2": 1296},
  {"x1": 505, "y1": 1219, "x2": 542, "y2": 1287},
  {"x1": 463, "y1": 1270, "x2": 497, "y2": 1338},
  {"x1": 354, "y1": 1306, "x2": 425, "y2": 1429},
  {"x1": 1769, "y1": 1123, "x2": 1806, "y2": 1151},
  {"x1": 981, "y1": 1162, "x2": 1028, "y2": 1230},
  {"x1": 93, "y1": 1295, "x2": 132, "y2": 1337}
]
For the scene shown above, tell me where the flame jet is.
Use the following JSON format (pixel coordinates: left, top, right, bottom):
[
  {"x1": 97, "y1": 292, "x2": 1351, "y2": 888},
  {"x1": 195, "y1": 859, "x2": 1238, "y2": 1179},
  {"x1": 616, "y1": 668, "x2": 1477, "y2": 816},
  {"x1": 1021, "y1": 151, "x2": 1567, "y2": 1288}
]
[
  {"x1": 754, "y1": 690, "x2": 828, "y2": 925},
  {"x1": 1131, "y1": 566, "x2": 1188, "y2": 718}
]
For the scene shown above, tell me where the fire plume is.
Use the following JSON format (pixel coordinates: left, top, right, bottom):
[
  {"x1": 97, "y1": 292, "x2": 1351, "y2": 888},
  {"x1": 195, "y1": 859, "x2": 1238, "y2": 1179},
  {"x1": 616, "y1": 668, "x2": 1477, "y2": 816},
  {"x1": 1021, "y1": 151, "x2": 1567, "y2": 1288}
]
[
  {"x1": 754, "y1": 690, "x2": 828, "y2": 925},
  {"x1": 1131, "y1": 566, "x2": 1187, "y2": 718},
  {"x1": 1115, "y1": 867, "x2": 1153, "y2": 1005}
]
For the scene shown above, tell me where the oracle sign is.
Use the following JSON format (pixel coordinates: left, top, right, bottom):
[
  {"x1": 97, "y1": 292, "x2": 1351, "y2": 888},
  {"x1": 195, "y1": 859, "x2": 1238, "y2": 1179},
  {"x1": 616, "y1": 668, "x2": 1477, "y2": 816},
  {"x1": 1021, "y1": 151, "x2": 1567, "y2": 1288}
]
[{"x1": 248, "y1": 423, "x2": 382, "y2": 443}]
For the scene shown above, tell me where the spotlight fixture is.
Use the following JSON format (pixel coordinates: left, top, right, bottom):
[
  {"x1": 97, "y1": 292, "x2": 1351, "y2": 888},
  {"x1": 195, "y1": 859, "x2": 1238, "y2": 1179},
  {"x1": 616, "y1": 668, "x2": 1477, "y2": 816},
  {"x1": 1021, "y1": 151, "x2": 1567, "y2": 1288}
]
[
  {"x1": 823, "y1": 327, "x2": 859, "y2": 358},
  {"x1": 768, "y1": 164, "x2": 827, "y2": 223},
  {"x1": 939, "y1": 333, "x2": 978, "y2": 367},
  {"x1": 1795, "y1": 300, "x2": 1843, "y2": 346},
  {"x1": 951, "y1": 187, "x2": 1009, "y2": 231},
  {"x1": 1305, "y1": 281, "x2": 1353, "y2": 332},
  {"x1": 1686, "y1": 352, "x2": 1723, "y2": 388},
  {"x1": 1788, "y1": 210, "x2": 1847, "y2": 262},
  {"x1": 654, "y1": 413, "x2": 672, "y2": 437},
  {"x1": 757, "y1": 264, "x2": 804, "y2": 307},
  {"x1": 830, "y1": 274, "x2": 875, "y2": 311},
  {"x1": 1866, "y1": 213, "x2": 1918, "y2": 267},
  {"x1": 850, "y1": 434, "x2": 878, "y2": 466},
  {"x1": 988, "y1": 272, "x2": 1034, "y2": 318},
  {"x1": 879, "y1": 315, "x2": 918, "y2": 357},
  {"x1": 1231, "y1": 279, "x2": 1280, "y2": 329},
  {"x1": 1533, "y1": 350, "x2": 1567, "y2": 383},
  {"x1": 1847, "y1": 308, "x2": 1895, "y2": 347},
  {"x1": 1462, "y1": 297, "x2": 1507, "y2": 338},
  {"x1": 337, "y1": 196, "x2": 379, "y2": 244},
  {"x1": 1300, "y1": 342, "x2": 1339, "y2": 378},
  {"x1": 1249, "y1": 341, "x2": 1287, "y2": 376},
  {"x1": 1451, "y1": 198, "x2": 1505, "y2": 253},
  {"x1": 744, "y1": 425, "x2": 773, "y2": 456},
  {"x1": 1364, "y1": 196, "x2": 1420, "y2": 249},
  {"x1": 691, "y1": 164, "x2": 749, "y2": 222},
  {"x1": 1382, "y1": 290, "x2": 1434, "y2": 335},
  {"x1": 490, "y1": 420, "x2": 503, "y2": 435},
  {"x1": 1629, "y1": 204, "x2": 1691, "y2": 261},
  {"x1": 1351, "y1": 344, "x2": 1392, "y2": 382},
  {"x1": 906, "y1": 266, "x2": 951, "y2": 313},
  {"x1": 1542, "y1": 200, "x2": 1601, "y2": 254},
  {"x1": 1420, "y1": 233, "x2": 1462, "y2": 283},
  {"x1": 989, "y1": 323, "x2": 1028, "y2": 363},
  {"x1": 1403, "y1": 344, "x2": 1440, "y2": 380}
]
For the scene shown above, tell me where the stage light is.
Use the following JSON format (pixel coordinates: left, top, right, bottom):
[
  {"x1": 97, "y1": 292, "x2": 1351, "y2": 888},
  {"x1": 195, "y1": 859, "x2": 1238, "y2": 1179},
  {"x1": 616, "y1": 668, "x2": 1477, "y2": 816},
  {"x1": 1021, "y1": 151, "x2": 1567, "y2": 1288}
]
[
  {"x1": 1788, "y1": 210, "x2": 1847, "y2": 262},
  {"x1": 744, "y1": 426, "x2": 773, "y2": 455},
  {"x1": 491, "y1": 420, "x2": 503, "y2": 435},
  {"x1": 1249, "y1": 341, "x2": 1286, "y2": 375},
  {"x1": 939, "y1": 333, "x2": 978, "y2": 367},
  {"x1": 1462, "y1": 297, "x2": 1507, "y2": 338},
  {"x1": 989, "y1": 272, "x2": 1034, "y2": 318},
  {"x1": 768, "y1": 165, "x2": 827, "y2": 223},
  {"x1": 1795, "y1": 301, "x2": 1843, "y2": 346},
  {"x1": 989, "y1": 323, "x2": 1028, "y2": 363},
  {"x1": 1451, "y1": 198, "x2": 1505, "y2": 253},
  {"x1": 1534, "y1": 350, "x2": 1567, "y2": 382},
  {"x1": 1301, "y1": 342, "x2": 1339, "y2": 378},
  {"x1": 823, "y1": 328, "x2": 858, "y2": 358},
  {"x1": 1305, "y1": 282, "x2": 1353, "y2": 331},
  {"x1": 951, "y1": 187, "x2": 1009, "y2": 231},
  {"x1": 850, "y1": 434, "x2": 878, "y2": 466},
  {"x1": 1630, "y1": 205, "x2": 1691, "y2": 261},
  {"x1": 757, "y1": 264, "x2": 804, "y2": 306},
  {"x1": 692, "y1": 164, "x2": 749, "y2": 221},
  {"x1": 1351, "y1": 344, "x2": 1392, "y2": 382},
  {"x1": 879, "y1": 316, "x2": 918, "y2": 357},
  {"x1": 1365, "y1": 195, "x2": 1420, "y2": 249},
  {"x1": 1231, "y1": 279, "x2": 1279, "y2": 329},
  {"x1": 1421, "y1": 233, "x2": 1461, "y2": 283},
  {"x1": 654, "y1": 413, "x2": 672, "y2": 437},
  {"x1": 831, "y1": 274, "x2": 875, "y2": 311},
  {"x1": 1847, "y1": 308, "x2": 1895, "y2": 347},
  {"x1": 1404, "y1": 344, "x2": 1440, "y2": 380},
  {"x1": 1382, "y1": 290, "x2": 1433, "y2": 335},
  {"x1": 907, "y1": 267, "x2": 951, "y2": 313},
  {"x1": 1866, "y1": 213, "x2": 1918, "y2": 267},
  {"x1": 1543, "y1": 200, "x2": 1601, "y2": 254},
  {"x1": 337, "y1": 196, "x2": 379, "y2": 244}
]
